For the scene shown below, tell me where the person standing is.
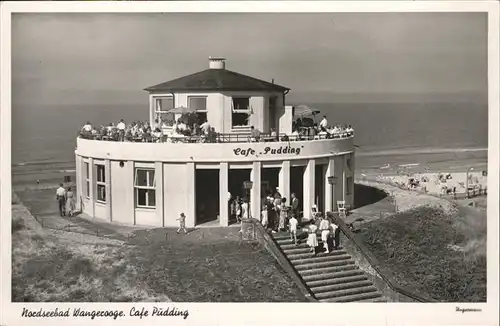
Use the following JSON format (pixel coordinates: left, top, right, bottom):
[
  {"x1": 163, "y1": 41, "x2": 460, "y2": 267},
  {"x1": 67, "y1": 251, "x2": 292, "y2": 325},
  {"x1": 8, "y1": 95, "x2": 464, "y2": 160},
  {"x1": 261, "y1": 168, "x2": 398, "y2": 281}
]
[
  {"x1": 319, "y1": 215, "x2": 331, "y2": 253},
  {"x1": 176, "y1": 213, "x2": 188, "y2": 234},
  {"x1": 230, "y1": 198, "x2": 238, "y2": 223},
  {"x1": 266, "y1": 197, "x2": 275, "y2": 232},
  {"x1": 306, "y1": 222, "x2": 319, "y2": 256},
  {"x1": 291, "y1": 193, "x2": 299, "y2": 218},
  {"x1": 241, "y1": 198, "x2": 250, "y2": 219},
  {"x1": 289, "y1": 214, "x2": 299, "y2": 245},
  {"x1": 331, "y1": 221, "x2": 339, "y2": 249},
  {"x1": 319, "y1": 115, "x2": 328, "y2": 131},
  {"x1": 65, "y1": 186, "x2": 76, "y2": 217},
  {"x1": 261, "y1": 204, "x2": 269, "y2": 229},
  {"x1": 56, "y1": 183, "x2": 66, "y2": 217},
  {"x1": 273, "y1": 193, "x2": 282, "y2": 232},
  {"x1": 235, "y1": 196, "x2": 242, "y2": 222},
  {"x1": 278, "y1": 198, "x2": 289, "y2": 231},
  {"x1": 117, "y1": 119, "x2": 126, "y2": 141}
]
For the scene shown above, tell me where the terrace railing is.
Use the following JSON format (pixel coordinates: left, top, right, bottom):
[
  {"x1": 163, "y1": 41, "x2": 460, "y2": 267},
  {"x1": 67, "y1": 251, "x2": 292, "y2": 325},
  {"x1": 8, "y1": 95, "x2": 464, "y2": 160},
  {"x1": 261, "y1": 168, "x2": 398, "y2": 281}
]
[{"x1": 78, "y1": 130, "x2": 354, "y2": 144}]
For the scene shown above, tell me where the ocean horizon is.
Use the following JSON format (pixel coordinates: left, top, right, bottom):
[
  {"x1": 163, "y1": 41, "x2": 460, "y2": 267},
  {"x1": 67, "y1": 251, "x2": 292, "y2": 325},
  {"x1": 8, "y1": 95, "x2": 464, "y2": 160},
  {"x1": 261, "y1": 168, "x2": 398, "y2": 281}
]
[{"x1": 11, "y1": 101, "x2": 488, "y2": 185}]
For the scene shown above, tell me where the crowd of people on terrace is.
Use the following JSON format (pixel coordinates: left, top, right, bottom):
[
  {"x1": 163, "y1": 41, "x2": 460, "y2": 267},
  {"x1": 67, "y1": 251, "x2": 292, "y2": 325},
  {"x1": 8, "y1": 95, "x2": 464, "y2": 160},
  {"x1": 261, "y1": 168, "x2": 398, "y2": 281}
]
[
  {"x1": 291, "y1": 115, "x2": 354, "y2": 140},
  {"x1": 78, "y1": 114, "x2": 354, "y2": 143},
  {"x1": 79, "y1": 118, "x2": 219, "y2": 143}
]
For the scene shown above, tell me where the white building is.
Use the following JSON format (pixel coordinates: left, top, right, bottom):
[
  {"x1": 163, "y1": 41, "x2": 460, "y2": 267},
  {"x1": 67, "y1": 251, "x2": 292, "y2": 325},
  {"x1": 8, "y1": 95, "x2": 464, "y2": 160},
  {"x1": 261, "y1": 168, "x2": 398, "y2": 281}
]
[{"x1": 75, "y1": 57, "x2": 355, "y2": 228}]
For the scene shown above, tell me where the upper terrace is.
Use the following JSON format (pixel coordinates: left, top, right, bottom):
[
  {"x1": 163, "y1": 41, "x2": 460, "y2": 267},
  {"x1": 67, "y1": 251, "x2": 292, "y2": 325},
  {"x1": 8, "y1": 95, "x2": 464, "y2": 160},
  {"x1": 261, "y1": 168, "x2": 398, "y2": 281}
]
[
  {"x1": 78, "y1": 120, "x2": 354, "y2": 144},
  {"x1": 77, "y1": 57, "x2": 355, "y2": 156},
  {"x1": 76, "y1": 119, "x2": 355, "y2": 163}
]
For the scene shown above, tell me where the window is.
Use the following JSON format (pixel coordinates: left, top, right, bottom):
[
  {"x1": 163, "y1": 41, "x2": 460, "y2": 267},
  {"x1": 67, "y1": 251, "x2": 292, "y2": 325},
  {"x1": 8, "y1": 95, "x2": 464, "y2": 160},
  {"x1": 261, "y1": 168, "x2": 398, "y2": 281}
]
[
  {"x1": 96, "y1": 164, "x2": 106, "y2": 203},
  {"x1": 346, "y1": 177, "x2": 353, "y2": 195},
  {"x1": 154, "y1": 97, "x2": 174, "y2": 126},
  {"x1": 231, "y1": 97, "x2": 251, "y2": 127},
  {"x1": 84, "y1": 162, "x2": 90, "y2": 198},
  {"x1": 135, "y1": 169, "x2": 156, "y2": 208},
  {"x1": 188, "y1": 96, "x2": 207, "y2": 125}
]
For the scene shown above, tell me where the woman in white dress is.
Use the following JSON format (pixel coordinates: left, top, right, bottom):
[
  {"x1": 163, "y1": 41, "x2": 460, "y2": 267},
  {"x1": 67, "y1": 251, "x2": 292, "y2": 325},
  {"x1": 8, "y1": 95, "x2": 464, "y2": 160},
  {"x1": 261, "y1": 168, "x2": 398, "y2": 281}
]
[
  {"x1": 306, "y1": 223, "x2": 319, "y2": 255},
  {"x1": 319, "y1": 216, "x2": 331, "y2": 253},
  {"x1": 65, "y1": 187, "x2": 76, "y2": 217},
  {"x1": 261, "y1": 204, "x2": 268, "y2": 228},
  {"x1": 241, "y1": 199, "x2": 249, "y2": 219}
]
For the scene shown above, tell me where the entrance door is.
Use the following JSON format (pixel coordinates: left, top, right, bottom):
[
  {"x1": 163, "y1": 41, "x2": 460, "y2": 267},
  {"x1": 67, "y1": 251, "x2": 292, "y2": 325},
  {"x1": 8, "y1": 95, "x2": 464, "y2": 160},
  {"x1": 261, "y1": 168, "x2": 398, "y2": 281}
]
[{"x1": 195, "y1": 169, "x2": 219, "y2": 225}]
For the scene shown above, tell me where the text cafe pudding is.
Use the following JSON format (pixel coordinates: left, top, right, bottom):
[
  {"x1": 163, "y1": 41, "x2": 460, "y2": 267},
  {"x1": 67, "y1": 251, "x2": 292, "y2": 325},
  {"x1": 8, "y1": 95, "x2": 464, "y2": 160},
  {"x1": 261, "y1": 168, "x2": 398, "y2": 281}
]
[{"x1": 233, "y1": 145, "x2": 304, "y2": 157}]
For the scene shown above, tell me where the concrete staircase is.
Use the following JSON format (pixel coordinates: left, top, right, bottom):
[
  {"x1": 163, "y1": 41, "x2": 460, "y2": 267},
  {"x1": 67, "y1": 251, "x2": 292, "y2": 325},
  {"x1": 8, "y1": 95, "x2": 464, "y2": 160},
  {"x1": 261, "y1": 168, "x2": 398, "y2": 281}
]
[{"x1": 272, "y1": 233, "x2": 386, "y2": 302}]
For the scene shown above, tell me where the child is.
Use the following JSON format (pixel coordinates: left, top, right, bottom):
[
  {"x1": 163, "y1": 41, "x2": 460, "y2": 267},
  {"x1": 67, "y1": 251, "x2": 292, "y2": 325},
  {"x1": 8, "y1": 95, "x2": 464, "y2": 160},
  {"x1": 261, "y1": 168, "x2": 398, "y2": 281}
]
[
  {"x1": 176, "y1": 213, "x2": 188, "y2": 234},
  {"x1": 306, "y1": 222, "x2": 319, "y2": 255},
  {"x1": 289, "y1": 214, "x2": 299, "y2": 245},
  {"x1": 261, "y1": 204, "x2": 269, "y2": 229}
]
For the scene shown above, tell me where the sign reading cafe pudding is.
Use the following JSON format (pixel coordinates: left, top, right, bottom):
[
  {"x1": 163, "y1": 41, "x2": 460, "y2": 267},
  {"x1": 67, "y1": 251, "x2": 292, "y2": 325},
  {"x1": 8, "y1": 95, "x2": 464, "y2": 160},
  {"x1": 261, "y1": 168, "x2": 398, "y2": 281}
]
[{"x1": 233, "y1": 145, "x2": 304, "y2": 157}]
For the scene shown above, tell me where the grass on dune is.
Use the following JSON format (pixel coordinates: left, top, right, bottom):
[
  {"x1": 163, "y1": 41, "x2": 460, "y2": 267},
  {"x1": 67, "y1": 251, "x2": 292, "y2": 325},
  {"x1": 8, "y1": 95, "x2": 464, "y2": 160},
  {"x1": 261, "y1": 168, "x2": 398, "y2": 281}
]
[
  {"x1": 11, "y1": 202, "x2": 305, "y2": 302},
  {"x1": 359, "y1": 205, "x2": 486, "y2": 302},
  {"x1": 11, "y1": 204, "x2": 170, "y2": 302}
]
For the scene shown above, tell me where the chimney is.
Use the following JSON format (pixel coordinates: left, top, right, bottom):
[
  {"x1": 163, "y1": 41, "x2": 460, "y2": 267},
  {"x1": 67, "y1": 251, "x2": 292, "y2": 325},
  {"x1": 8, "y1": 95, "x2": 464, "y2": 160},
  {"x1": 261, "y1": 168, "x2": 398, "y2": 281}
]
[{"x1": 208, "y1": 56, "x2": 226, "y2": 69}]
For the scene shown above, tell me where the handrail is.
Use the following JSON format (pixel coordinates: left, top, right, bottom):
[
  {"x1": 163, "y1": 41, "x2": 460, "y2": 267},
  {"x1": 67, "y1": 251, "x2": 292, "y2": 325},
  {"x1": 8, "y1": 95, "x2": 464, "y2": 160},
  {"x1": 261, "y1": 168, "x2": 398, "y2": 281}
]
[{"x1": 327, "y1": 211, "x2": 436, "y2": 302}]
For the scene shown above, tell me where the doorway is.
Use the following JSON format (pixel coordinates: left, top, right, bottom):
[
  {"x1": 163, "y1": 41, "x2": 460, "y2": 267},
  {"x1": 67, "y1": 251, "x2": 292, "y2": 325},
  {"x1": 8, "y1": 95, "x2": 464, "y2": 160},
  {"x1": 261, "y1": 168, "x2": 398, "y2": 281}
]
[
  {"x1": 261, "y1": 167, "x2": 280, "y2": 198},
  {"x1": 195, "y1": 169, "x2": 219, "y2": 225},
  {"x1": 290, "y1": 165, "x2": 305, "y2": 211},
  {"x1": 315, "y1": 164, "x2": 326, "y2": 214},
  {"x1": 228, "y1": 169, "x2": 251, "y2": 200}
]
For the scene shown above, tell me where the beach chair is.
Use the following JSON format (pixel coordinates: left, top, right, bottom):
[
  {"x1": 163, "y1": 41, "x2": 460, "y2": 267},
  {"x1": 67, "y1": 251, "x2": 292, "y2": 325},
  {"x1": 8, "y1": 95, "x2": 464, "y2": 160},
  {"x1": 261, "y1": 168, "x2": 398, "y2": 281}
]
[
  {"x1": 310, "y1": 205, "x2": 320, "y2": 220},
  {"x1": 337, "y1": 201, "x2": 346, "y2": 218}
]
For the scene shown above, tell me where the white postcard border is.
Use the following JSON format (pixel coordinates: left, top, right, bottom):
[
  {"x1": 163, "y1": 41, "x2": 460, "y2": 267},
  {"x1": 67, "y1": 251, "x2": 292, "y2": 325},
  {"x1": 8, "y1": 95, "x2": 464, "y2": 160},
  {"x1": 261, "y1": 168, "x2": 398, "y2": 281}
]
[{"x1": 1, "y1": 2, "x2": 499, "y2": 326}]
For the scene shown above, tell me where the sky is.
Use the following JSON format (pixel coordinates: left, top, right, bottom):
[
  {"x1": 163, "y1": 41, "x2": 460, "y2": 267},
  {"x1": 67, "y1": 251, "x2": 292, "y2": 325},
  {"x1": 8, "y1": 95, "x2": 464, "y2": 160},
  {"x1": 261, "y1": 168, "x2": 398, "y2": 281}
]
[{"x1": 11, "y1": 12, "x2": 488, "y2": 106}]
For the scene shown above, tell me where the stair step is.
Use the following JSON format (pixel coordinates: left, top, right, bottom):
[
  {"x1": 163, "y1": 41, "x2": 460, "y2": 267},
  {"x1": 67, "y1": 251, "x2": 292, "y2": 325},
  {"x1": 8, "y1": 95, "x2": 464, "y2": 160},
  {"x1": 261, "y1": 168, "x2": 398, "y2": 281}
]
[
  {"x1": 305, "y1": 274, "x2": 368, "y2": 288},
  {"x1": 280, "y1": 242, "x2": 324, "y2": 250},
  {"x1": 291, "y1": 254, "x2": 352, "y2": 266},
  {"x1": 320, "y1": 290, "x2": 382, "y2": 303},
  {"x1": 275, "y1": 236, "x2": 321, "y2": 244},
  {"x1": 273, "y1": 234, "x2": 309, "y2": 241},
  {"x1": 287, "y1": 250, "x2": 347, "y2": 260},
  {"x1": 311, "y1": 280, "x2": 374, "y2": 294},
  {"x1": 299, "y1": 263, "x2": 358, "y2": 277},
  {"x1": 294, "y1": 259, "x2": 354, "y2": 271},
  {"x1": 315, "y1": 285, "x2": 379, "y2": 300},
  {"x1": 278, "y1": 242, "x2": 311, "y2": 251}
]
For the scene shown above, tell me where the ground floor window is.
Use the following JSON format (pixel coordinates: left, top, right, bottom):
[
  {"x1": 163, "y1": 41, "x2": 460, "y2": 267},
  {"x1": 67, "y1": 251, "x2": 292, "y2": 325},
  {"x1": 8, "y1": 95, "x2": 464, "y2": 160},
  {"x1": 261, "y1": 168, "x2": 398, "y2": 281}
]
[
  {"x1": 135, "y1": 168, "x2": 156, "y2": 208},
  {"x1": 96, "y1": 164, "x2": 106, "y2": 202},
  {"x1": 84, "y1": 162, "x2": 90, "y2": 198}
]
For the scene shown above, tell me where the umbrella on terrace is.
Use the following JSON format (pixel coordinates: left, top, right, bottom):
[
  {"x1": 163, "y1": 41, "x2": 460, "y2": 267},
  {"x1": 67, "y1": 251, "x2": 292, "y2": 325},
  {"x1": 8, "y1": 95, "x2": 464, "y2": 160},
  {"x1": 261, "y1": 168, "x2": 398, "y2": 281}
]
[{"x1": 293, "y1": 104, "x2": 321, "y2": 118}]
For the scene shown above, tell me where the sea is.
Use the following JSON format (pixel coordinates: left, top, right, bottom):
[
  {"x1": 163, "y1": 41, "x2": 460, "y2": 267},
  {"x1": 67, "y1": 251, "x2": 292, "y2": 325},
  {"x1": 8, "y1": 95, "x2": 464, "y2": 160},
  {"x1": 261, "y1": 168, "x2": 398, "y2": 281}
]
[{"x1": 11, "y1": 102, "x2": 489, "y2": 187}]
